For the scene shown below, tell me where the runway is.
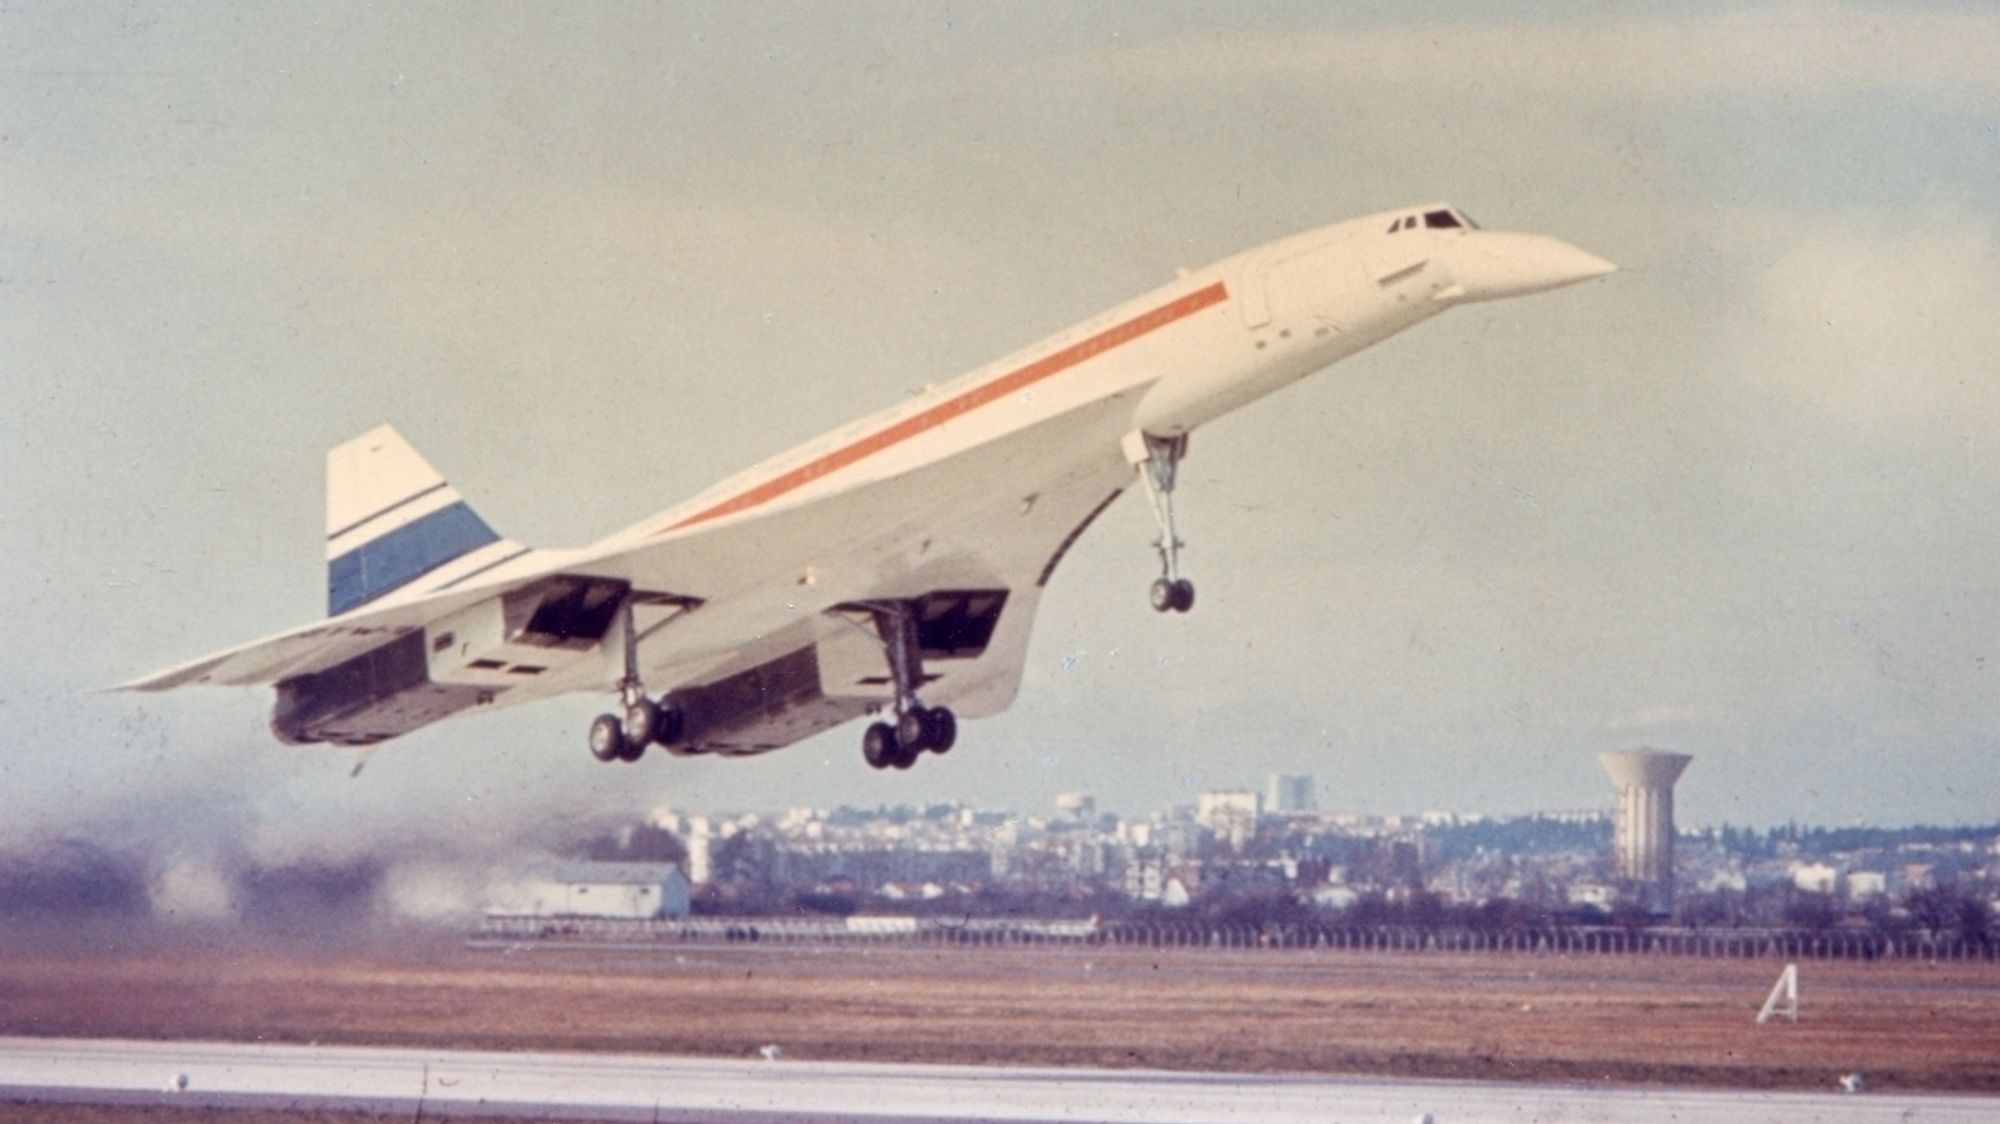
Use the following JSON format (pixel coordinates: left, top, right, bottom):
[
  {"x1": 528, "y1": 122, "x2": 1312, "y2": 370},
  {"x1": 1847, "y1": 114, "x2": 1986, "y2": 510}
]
[{"x1": 3, "y1": 1037, "x2": 1996, "y2": 1123}]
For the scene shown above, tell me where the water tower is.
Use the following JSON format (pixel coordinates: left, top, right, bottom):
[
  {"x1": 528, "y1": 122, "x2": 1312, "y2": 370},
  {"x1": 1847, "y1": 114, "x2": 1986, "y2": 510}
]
[{"x1": 1598, "y1": 748, "x2": 1692, "y2": 910}]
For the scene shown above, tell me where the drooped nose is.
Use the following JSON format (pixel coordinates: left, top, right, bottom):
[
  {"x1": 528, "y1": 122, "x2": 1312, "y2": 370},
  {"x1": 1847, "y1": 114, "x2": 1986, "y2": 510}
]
[{"x1": 1440, "y1": 232, "x2": 1615, "y2": 303}]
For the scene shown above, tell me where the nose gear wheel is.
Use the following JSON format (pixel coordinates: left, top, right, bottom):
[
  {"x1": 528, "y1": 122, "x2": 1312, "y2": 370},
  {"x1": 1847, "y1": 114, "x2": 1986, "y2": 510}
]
[{"x1": 1150, "y1": 576, "x2": 1195, "y2": 614}]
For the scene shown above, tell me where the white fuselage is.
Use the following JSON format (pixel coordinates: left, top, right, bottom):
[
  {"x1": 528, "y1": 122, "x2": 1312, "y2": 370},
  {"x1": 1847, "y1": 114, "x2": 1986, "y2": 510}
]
[
  {"x1": 602, "y1": 207, "x2": 1482, "y2": 555},
  {"x1": 124, "y1": 202, "x2": 1610, "y2": 756},
  {"x1": 542, "y1": 203, "x2": 1615, "y2": 722}
]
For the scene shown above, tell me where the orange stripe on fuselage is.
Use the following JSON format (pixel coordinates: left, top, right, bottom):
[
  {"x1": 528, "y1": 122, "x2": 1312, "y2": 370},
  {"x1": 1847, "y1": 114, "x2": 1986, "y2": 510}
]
[{"x1": 657, "y1": 280, "x2": 1229, "y2": 535}]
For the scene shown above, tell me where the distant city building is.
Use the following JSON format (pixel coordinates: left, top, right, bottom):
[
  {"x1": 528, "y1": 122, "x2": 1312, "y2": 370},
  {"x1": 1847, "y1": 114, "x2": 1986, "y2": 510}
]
[
  {"x1": 1197, "y1": 791, "x2": 1261, "y2": 827},
  {"x1": 1698, "y1": 865, "x2": 1748, "y2": 894},
  {"x1": 1598, "y1": 748, "x2": 1693, "y2": 911},
  {"x1": 1144, "y1": 818, "x2": 1204, "y2": 862},
  {"x1": 1790, "y1": 861, "x2": 1841, "y2": 895},
  {"x1": 1542, "y1": 809, "x2": 1611, "y2": 826},
  {"x1": 686, "y1": 817, "x2": 714, "y2": 885},
  {"x1": 1266, "y1": 773, "x2": 1316, "y2": 814},
  {"x1": 1847, "y1": 870, "x2": 1888, "y2": 899},
  {"x1": 1310, "y1": 885, "x2": 1359, "y2": 910},
  {"x1": 1196, "y1": 791, "x2": 1261, "y2": 849},
  {"x1": 1568, "y1": 881, "x2": 1617, "y2": 909},
  {"x1": 1124, "y1": 852, "x2": 1168, "y2": 902},
  {"x1": 460, "y1": 795, "x2": 2000, "y2": 940},
  {"x1": 1117, "y1": 820, "x2": 1154, "y2": 848},
  {"x1": 488, "y1": 861, "x2": 691, "y2": 920},
  {"x1": 1054, "y1": 792, "x2": 1097, "y2": 820}
]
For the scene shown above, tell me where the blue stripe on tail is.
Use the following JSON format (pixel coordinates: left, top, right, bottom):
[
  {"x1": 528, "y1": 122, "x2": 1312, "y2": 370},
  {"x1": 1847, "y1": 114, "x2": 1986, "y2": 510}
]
[{"x1": 327, "y1": 501, "x2": 500, "y2": 615}]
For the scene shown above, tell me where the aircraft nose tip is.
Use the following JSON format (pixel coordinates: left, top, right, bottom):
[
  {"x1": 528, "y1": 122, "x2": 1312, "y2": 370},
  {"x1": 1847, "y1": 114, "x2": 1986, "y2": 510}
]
[
  {"x1": 1443, "y1": 233, "x2": 1616, "y2": 303},
  {"x1": 1521, "y1": 238, "x2": 1616, "y2": 289},
  {"x1": 1561, "y1": 246, "x2": 1617, "y2": 283}
]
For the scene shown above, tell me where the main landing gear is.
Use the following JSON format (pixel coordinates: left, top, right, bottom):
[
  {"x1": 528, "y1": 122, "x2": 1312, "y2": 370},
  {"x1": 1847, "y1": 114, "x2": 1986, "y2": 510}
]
[
  {"x1": 858, "y1": 602, "x2": 957, "y2": 771},
  {"x1": 1132, "y1": 431, "x2": 1196, "y2": 614},
  {"x1": 588, "y1": 690, "x2": 686, "y2": 764},
  {"x1": 587, "y1": 596, "x2": 686, "y2": 764}
]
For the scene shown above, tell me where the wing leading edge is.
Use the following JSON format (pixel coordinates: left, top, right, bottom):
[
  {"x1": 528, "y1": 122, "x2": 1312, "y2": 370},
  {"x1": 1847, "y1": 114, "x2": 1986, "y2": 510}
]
[
  {"x1": 123, "y1": 206, "x2": 1615, "y2": 766},
  {"x1": 121, "y1": 382, "x2": 1139, "y2": 761}
]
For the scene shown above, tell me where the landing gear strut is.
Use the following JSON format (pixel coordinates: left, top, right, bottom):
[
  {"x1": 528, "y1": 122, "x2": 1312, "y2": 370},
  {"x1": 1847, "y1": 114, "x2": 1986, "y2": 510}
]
[
  {"x1": 858, "y1": 603, "x2": 957, "y2": 770},
  {"x1": 587, "y1": 595, "x2": 685, "y2": 764},
  {"x1": 1131, "y1": 431, "x2": 1195, "y2": 613}
]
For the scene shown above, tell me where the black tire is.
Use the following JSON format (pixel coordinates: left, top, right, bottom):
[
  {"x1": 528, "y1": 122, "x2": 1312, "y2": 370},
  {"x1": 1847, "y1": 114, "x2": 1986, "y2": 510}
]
[
  {"x1": 625, "y1": 697, "x2": 661, "y2": 746},
  {"x1": 891, "y1": 736, "x2": 920, "y2": 770},
  {"x1": 897, "y1": 707, "x2": 932, "y2": 751},
  {"x1": 927, "y1": 707, "x2": 957, "y2": 754},
  {"x1": 1149, "y1": 577, "x2": 1177, "y2": 613},
  {"x1": 863, "y1": 721, "x2": 898, "y2": 770},
  {"x1": 656, "y1": 699, "x2": 687, "y2": 747},
  {"x1": 588, "y1": 713, "x2": 626, "y2": 763},
  {"x1": 1171, "y1": 578, "x2": 1196, "y2": 613}
]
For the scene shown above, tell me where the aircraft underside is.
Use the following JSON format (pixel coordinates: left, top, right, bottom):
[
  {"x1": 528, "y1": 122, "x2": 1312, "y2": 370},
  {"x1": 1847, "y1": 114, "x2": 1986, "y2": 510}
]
[
  {"x1": 267, "y1": 414, "x2": 1168, "y2": 774},
  {"x1": 123, "y1": 203, "x2": 1612, "y2": 776},
  {"x1": 272, "y1": 580, "x2": 1033, "y2": 770}
]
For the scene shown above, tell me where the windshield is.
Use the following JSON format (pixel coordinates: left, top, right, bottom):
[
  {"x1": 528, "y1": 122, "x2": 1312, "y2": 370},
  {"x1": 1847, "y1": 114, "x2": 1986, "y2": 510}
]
[{"x1": 1389, "y1": 207, "x2": 1482, "y2": 234}]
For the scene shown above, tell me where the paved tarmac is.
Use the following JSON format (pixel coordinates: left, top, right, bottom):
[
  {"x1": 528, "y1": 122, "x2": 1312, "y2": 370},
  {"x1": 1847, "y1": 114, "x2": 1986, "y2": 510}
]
[{"x1": 2, "y1": 1036, "x2": 1995, "y2": 1123}]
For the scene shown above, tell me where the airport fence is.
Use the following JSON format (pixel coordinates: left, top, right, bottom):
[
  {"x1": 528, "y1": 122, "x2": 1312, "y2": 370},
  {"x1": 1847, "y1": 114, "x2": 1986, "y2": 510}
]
[{"x1": 474, "y1": 914, "x2": 1999, "y2": 963}]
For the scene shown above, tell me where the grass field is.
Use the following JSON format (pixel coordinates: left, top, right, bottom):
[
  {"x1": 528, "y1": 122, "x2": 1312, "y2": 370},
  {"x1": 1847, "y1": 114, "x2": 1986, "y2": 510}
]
[{"x1": 1, "y1": 936, "x2": 1995, "y2": 1097}]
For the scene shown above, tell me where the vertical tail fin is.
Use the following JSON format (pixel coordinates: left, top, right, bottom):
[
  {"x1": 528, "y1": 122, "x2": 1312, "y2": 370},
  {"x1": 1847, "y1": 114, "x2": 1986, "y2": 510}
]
[{"x1": 324, "y1": 425, "x2": 520, "y2": 616}]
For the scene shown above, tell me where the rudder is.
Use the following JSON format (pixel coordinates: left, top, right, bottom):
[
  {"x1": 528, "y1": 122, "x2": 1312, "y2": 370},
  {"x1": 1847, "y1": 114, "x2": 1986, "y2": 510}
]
[{"x1": 324, "y1": 425, "x2": 515, "y2": 616}]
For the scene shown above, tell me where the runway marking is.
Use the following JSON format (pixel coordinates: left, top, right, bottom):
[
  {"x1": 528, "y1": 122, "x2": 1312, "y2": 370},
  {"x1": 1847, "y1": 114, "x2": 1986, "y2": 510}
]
[{"x1": 2, "y1": 1036, "x2": 1995, "y2": 1123}]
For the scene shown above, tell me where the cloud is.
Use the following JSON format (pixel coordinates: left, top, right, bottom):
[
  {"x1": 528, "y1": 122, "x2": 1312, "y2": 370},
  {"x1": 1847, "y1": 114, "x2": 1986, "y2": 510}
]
[
  {"x1": 1621, "y1": 706, "x2": 1705, "y2": 732},
  {"x1": 1742, "y1": 195, "x2": 2000, "y2": 443},
  {"x1": 1100, "y1": 7, "x2": 2000, "y2": 107}
]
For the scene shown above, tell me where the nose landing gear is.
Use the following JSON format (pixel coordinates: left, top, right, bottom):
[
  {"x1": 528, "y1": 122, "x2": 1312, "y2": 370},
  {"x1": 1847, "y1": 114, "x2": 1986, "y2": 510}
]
[
  {"x1": 1149, "y1": 575, "x2": 1196, "y2": 614},
  {"x1": 1130, "y1": 431, "x2": 1196, "y2": 613}
]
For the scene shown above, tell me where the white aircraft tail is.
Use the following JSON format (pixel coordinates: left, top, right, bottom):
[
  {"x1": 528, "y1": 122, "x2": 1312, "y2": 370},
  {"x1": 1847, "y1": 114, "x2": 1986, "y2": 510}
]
[{"x1": 323, "y1": 425, "x2": 521, "y2": 616}]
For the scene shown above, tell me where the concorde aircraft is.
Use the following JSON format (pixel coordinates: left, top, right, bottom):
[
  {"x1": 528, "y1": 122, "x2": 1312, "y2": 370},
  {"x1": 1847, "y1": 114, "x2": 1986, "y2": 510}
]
[{"x1": 122, "y1": 205, "x2": 1612, "y2": 771}]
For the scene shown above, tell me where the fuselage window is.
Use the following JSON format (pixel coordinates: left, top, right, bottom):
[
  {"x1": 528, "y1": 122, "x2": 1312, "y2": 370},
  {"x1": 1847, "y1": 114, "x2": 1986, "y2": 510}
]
[{"x1": 1424, "y1": 210, "x2": 1462, "y2": 229}]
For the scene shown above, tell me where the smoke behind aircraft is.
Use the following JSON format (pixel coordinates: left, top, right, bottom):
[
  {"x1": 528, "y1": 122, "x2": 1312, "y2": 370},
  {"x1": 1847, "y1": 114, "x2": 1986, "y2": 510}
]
[{"x1": 0, "y1": 775, "x2": 664, "y2": 939}]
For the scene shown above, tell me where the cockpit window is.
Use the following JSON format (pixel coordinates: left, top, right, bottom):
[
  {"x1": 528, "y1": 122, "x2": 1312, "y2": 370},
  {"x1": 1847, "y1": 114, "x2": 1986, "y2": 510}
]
[{"x1": 1424, "y1": 210, "x2": 1462, "y2": 230}]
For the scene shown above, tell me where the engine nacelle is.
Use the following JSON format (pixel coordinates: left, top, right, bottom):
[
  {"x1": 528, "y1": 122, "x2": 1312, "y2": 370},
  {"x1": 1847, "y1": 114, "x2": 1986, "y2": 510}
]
[
  {"x1": 271, "y1": 631, "x2": 487, "y2": 746},
  {"x1": 271, "y1": 575, "x2": 640, "y2": 746},
  {"x1": 673, "y1": 589, "x2": 1011, "y2": 756}
]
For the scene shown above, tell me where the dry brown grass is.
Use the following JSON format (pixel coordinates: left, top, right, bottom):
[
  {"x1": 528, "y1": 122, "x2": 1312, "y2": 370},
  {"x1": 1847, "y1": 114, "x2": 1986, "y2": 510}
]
[{"x1": 1, "y1": 939, "x2": 1996, "y2": 1093}]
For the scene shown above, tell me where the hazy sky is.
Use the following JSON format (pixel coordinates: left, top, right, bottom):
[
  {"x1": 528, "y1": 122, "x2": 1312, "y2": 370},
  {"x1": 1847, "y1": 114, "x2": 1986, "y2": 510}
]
[{"x1": 6, "y1": 3, "x2": 1999, "y2": 860}]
